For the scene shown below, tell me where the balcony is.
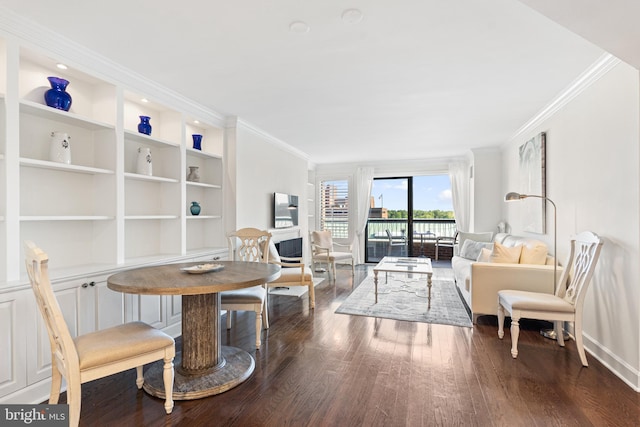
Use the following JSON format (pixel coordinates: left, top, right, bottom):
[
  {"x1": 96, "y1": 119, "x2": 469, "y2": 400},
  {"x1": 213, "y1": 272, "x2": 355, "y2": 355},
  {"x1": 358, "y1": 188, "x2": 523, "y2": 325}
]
[{"x1": 365, "y1": 218, "x2": 456, "y2": 263}]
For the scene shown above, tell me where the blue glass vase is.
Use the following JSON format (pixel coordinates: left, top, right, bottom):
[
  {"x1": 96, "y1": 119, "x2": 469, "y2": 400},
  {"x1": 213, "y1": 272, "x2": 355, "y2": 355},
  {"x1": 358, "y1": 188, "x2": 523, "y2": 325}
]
[
  {"x1": 190, "y1": 201, "x2": 201, "y2": 216},
  {"x1": 44, "y1": 77, "x2": 72, "y2": 111},
  {"x1": 192, "y1": 134, "x2": 202, "y2": 150},
  {"x1": 138, "y1": 116, "x2": 152, "y2": 135}
]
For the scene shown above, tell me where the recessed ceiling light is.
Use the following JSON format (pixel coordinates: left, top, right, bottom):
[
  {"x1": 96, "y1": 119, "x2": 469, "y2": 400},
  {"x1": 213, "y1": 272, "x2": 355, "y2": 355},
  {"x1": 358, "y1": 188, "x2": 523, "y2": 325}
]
[
  {"x1": 194, "y1": 120, "x2": 200, "y2": 124},
  {"x1": 289, "y1": 21, "x2": 310, "y2": 33},
  {"x1": 342, "y1": 9, "x2": 364, "y2": 24},
  {"x1": 56, "y1": 63, "x2": 68, "y2": 70},
  {"x1": 141, "y1": 98, "x2": 149, "y2": 103}
]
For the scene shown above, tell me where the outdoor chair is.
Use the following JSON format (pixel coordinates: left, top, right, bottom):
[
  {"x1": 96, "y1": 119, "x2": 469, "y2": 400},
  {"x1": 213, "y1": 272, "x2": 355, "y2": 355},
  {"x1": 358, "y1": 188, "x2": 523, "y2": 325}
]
[{"x1": 385, "y1": 229, "x2": 407, "y2": 256}]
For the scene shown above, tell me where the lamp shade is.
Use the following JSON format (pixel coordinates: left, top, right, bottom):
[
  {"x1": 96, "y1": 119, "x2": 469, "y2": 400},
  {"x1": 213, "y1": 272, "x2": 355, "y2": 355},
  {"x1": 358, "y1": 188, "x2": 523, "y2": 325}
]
[{"x1": 505, "y1": 192, "x2": 525, "y2": 201}]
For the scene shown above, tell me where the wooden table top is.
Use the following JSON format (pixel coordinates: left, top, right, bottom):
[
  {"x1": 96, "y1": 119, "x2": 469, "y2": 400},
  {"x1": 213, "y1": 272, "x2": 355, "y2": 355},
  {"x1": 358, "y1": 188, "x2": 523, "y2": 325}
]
[{"x1": 107, "y1": 261, "x2": 281, "y2": 296}]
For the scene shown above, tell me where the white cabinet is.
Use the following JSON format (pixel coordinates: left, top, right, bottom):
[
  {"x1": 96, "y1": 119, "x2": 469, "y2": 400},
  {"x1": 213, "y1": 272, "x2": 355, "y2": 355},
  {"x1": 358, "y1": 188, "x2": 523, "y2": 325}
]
[
  {"x1": 26, "y1": 275, "x2": 125, "y2": 386},
  {"x1": 0, "y1": 290, "x2": 28, "y2": 398}
]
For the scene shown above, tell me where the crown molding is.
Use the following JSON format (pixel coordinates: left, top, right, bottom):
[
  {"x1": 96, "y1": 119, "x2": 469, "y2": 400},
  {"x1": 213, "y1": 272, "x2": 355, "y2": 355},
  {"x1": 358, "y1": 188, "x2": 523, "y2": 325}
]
[
  {"x1": 0, "y1": 6, "x2": 226, "y2": 127},
  {"x1": 510, "y1": 53, "x2": 621, "y2": 142},
  {"x1": 232, "y1": 117, "x2": 311, "y2": 161}
]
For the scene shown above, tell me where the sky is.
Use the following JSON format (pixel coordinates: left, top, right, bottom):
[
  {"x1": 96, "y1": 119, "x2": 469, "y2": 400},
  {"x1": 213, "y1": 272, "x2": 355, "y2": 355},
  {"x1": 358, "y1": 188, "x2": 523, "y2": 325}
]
[{"x1": 371, "y1": 175, "x2": 453, "y2": 211}]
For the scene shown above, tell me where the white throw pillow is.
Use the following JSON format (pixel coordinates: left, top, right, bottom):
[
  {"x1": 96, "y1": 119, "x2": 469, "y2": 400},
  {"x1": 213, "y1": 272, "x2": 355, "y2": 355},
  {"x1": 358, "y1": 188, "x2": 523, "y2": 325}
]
[
  {"x1": 489, "y1": 242, "x2": 522, "y2": 264},
  {"x1": 458, "y1": 231, "x2": 493, "y2": 251},
  {"x1": 520, "y1": 240, "x2": 548, "y2": 265},
  {"x1": 460, "y1": 239, "x2": 493, "y2": 261}
]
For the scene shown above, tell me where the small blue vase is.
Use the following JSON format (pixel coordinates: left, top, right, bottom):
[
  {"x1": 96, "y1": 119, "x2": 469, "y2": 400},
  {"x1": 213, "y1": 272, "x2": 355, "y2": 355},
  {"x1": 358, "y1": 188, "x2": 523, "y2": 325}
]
[
  {"x1": 192, "y1": 134, "x2": 202, "y2": 150},
  {"x1": 190, "y1": 201, "x2": 201, "y2": 216},
  {"x1": 44, "y1": 77, "x2": 72, "y2": 111},
  {"x1": 138, "y1": 116, "x2": 152, "y2": 135}
]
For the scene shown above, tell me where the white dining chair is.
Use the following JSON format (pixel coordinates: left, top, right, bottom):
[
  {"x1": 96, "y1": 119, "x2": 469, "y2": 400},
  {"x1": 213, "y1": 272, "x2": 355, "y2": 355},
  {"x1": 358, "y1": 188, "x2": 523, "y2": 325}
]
[
  {"x1": 497, "y1": 231, "x2": 603, "y2": 366},
  {"x1": 25, "y1": 241, "x2": 175, "y2": 427}
]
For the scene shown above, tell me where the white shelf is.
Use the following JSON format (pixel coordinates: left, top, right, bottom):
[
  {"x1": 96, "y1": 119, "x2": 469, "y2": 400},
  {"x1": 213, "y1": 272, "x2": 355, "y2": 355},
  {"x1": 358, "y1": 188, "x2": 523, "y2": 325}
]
[
  {"x1": 125, "y1": 215, "x2": 179, "y2": 220},
  {"x1": 20, "y1": 157, "x2": 114, "y2": 175},
  {"x1": 187, "y1": 215, "x2": 221, "y2": 220},
  {"x1": 124, "y1": 172, "x2": 179, "y2": 183},
  {"x1": 124, "y1": 130, "x2": 180, "y2": 148},
  {"x1": 20, "y1": 100, "x2": 115, "y2": 131},
  {"x1": 186, "y1": 147, "x2": 222, "y2": 159},
  {"x1": 186, "y1": 181, "x2": 222, "y2": 189},
  {"x1": 20, "y1": 215, "x2": 113, "y2": 221}
]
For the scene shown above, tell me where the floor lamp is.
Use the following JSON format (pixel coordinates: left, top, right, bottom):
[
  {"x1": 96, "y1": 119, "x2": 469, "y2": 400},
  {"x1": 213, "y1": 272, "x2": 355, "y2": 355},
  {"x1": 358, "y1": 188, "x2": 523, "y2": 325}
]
[{"x1": 504, "y1": 192, "x2": 563, "y2": 340}]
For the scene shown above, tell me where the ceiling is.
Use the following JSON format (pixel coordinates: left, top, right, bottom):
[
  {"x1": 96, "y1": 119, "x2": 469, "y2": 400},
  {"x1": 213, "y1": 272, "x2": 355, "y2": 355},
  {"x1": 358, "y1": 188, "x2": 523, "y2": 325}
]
[{"x1": 1, "y1": 1, "x2": 637, "y2": 165}]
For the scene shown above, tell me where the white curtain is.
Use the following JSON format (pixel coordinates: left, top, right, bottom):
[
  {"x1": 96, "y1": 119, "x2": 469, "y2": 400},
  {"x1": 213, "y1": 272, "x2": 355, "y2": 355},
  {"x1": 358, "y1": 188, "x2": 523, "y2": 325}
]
[
  {"x1": 448, "y1": 161, "x2": 471, "y2": 232},
  {"x1": 354, "y1": 167, "x2": 374, "y2": 264}
]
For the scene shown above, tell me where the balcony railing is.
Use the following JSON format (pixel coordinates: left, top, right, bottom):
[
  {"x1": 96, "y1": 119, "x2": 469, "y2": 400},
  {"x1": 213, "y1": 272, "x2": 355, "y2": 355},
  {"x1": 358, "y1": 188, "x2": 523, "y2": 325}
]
[{"x1": 365, "y1": 218, "x2": 456, "y2": 262}]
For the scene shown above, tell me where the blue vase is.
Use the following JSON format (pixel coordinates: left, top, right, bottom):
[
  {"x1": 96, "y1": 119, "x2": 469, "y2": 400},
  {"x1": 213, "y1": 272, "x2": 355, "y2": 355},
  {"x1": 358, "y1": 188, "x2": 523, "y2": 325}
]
[
  {"x1": 138, "y1": 116, "x2": 152, "y2": 135},
  {"x1": 192, "y1": 134, "x2": 202, "y2": 150},
  {"x1": 44, "y1": 77, "x2": 72, "y2": 111},
  {"x1": 190, "y1": 202, "x2": 201, "y2": 216}
]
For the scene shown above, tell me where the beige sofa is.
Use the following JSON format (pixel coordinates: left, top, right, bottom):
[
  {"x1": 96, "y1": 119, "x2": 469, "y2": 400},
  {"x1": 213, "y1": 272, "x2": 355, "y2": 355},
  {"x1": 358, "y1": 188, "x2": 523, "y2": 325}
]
[{"x1": 451, "y1": 232, "x2": 560, "y2": 323}]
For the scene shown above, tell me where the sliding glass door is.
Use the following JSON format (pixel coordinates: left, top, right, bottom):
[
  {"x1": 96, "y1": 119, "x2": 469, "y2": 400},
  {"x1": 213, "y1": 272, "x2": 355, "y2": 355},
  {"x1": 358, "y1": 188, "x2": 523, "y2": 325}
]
[{"x1": 365, "y1": 175, "x2": 455, "y2": 263}]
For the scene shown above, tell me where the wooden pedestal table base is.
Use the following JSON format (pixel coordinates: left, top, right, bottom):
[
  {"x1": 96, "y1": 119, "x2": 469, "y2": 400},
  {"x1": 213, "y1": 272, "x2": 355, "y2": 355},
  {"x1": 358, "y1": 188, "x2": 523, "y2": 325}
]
[
  {"x1": 143, "y1": 294, "x2": 254, "y2": 400},
  {"x1": 107, "y1": 261, "x2": 280, "y2": 400}
]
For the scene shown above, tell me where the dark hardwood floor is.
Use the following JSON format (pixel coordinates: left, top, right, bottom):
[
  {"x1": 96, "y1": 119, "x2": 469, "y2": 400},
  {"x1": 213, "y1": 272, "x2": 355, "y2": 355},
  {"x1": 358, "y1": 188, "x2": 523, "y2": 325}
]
[{"x1": 64, "y1": 263, "x2": 638, "y2": 426}]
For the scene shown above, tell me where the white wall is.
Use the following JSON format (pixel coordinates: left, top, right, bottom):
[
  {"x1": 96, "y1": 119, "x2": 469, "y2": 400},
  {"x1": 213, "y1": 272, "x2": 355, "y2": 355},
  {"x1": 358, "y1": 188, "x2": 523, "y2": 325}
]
[
  {"x1": 470, "y1": 148, "x2": 503, "y2": 233},
  {"x1": 502, "y1": 61, "x2": 640, "y2": 390},
  {"x1": 231, "y1": 123, "x2": 310, "y2": 242}
]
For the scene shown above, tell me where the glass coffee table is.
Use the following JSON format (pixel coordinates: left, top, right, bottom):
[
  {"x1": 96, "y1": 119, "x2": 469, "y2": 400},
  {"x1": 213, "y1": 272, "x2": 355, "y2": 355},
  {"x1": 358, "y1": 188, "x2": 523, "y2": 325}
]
[{"x1": 373, "y1": 256, "x2": 434, "y2": 308}]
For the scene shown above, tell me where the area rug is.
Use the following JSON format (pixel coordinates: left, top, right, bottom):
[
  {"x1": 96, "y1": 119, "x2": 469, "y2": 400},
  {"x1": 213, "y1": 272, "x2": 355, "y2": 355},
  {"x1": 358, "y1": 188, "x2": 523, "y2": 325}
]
[
  {"x1": 335, "y1": 274, "x2": 472, "y2": 327},
  {"x1": 268, "y1": 277, "x2": 325, "y2": 298}
]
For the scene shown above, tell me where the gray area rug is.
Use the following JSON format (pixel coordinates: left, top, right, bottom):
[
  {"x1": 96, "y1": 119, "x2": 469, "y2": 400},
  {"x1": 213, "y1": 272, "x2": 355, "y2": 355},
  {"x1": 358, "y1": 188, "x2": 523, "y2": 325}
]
[{"x1": 335, "y1": 274, "x2": 472, "y2": 327}]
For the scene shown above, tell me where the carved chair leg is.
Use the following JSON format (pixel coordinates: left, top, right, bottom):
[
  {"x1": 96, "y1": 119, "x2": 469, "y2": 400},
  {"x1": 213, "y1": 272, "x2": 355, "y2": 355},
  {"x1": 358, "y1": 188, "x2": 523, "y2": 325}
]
[
  {"x1": 135, "y1": 366, "x2": 144, "y2": 389},
  {"x1": 510, "y1": 316, "x2": 520, "y2": 359},
  {"x1": 555, "y1": 321, "x2": 565, "y2": 347},
  {"x1": 163, "y1": 356, "x2": 175, "y2": 414},
  {"x1": 255, "y1": 307, "x2": 263, "y2": 349},
  {"x1": 497, "y1": 304, "x2": 505, "y2": 339},
  {"x1": 308, "y1": 281, "x2": 315, "y2": 308},
  {"x1": 226, "y1": 310, "x2": 233, "y2": 329}
]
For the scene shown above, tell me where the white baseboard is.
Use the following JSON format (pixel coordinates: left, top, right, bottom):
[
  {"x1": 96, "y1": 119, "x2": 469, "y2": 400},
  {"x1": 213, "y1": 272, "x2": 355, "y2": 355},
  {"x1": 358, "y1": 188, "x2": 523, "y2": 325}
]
[{"x1": 584, "y1": 332, "x2": 640, "y2": 392}]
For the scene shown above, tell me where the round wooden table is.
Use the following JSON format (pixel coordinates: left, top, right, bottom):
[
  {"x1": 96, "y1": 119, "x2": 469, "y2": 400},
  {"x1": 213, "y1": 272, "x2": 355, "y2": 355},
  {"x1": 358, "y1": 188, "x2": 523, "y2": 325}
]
[{"x1": 107, "y1": 261, "x2": 280, "y2": 400}]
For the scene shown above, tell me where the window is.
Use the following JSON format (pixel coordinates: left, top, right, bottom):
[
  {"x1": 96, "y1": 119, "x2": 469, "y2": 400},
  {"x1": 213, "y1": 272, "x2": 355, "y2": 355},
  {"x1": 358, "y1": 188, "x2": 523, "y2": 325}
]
[{"x1": 319, "y1": 179, "x2": 349, "y2": 238}]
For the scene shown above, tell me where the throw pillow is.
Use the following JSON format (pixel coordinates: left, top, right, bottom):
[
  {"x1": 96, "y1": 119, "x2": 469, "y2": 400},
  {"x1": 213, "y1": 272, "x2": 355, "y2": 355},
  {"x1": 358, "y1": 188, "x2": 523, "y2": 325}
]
[
  {"x1": 520, "y1": 240, "x2": 548, "y2": 265},
  {"x1": 476, "y1": 247, "x2": 492, "y2": 262},
  {"x1": 489, "y1": 242, "x2": 522, "y2": 264},
  {"x1": 457, "y1": 231, "x2": 493, "y2": 253},
  {"x1": 459, "y1": 239, "x2": 493, "y2": 261}
]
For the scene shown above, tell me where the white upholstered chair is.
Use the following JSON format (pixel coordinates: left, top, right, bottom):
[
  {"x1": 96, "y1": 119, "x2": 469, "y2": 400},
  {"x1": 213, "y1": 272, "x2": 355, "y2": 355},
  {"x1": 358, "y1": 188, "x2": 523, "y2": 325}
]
[
  {"x1": 309, "y1": 230, "x2": 355, "y2": 282},
  {"x1": 263, "y1": 239, "x2": 315, "y2": 308},
  {"x1": 25, "y1": 241, "x2": 175, "y2": 427},
  {"x1": 222, "y1": 228, "x2": 271, "y2": 349},
  {"x1": 497, "y1": 231, "x2": 603, "y2": 366}
]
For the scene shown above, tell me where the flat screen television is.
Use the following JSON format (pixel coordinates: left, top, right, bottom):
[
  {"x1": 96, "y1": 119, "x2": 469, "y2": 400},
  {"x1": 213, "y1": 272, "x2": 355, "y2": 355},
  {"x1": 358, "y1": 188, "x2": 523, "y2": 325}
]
[{"x1": 273, "y1": 192, "x2": 299, "y2": 229}]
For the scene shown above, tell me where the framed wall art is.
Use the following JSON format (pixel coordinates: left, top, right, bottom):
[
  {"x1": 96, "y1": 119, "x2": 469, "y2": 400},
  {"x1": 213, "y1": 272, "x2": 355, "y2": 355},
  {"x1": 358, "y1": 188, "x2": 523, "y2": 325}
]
[{"x1": 519, "y1": 132, "x2": 546, "y2": 233}]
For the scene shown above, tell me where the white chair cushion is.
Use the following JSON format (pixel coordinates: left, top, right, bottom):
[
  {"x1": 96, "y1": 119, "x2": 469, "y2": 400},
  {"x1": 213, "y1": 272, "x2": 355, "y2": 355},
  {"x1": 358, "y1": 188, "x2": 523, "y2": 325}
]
[
  {"x1": 499, "y1": 290, "x2": 574, "y2": 313},
  {"x1": 73, "y1": 321, "x2": 174, "y2": 370},
  {"x1": 220, "y1": 285, "x2": 266, "y2": 304}
]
